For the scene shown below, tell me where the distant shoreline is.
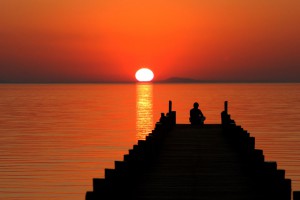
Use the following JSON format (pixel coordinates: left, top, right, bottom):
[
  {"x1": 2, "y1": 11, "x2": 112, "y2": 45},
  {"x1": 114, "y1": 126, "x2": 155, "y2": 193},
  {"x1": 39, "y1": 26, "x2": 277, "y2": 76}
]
[
  {"x1": 1, "y1": 76, "x2": 300, "y2": 84},
  {"x1": 0, "y1": 81, "x2": 299, "y2": 84}
]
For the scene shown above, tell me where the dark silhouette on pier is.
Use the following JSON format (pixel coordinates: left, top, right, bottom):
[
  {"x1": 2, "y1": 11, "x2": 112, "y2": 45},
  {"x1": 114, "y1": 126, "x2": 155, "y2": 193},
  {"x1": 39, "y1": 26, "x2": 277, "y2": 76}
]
[
  {"x1": 86, "y1": 100, "x2": 300, "y2": 200},
  {"x1": 189, "y1": 102, "x2": 206, "y2": 125}
]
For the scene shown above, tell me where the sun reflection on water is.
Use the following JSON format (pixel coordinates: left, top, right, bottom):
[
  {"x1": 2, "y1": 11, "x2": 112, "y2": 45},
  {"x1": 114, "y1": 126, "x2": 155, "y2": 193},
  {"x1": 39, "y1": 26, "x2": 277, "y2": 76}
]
[{"x1": 136, "y1": 83, "x2": 153, "y2": 140}]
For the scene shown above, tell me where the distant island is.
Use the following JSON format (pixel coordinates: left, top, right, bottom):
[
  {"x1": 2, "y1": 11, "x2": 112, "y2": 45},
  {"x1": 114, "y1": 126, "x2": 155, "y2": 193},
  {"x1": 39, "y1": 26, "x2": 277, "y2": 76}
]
[
  {"x1": 155, "y1": 77, "x2": 208, "y2": 83},
  {"x1": 155, "y1": 77, "x2": 198, "y2": 83}
]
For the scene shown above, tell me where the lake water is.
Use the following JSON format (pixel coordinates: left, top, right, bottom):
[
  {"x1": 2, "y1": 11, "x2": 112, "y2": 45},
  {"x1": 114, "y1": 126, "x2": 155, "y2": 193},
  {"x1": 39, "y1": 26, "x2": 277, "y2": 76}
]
[{"x1": 0, "y1": 83, "x2": 300, "y2": 199}]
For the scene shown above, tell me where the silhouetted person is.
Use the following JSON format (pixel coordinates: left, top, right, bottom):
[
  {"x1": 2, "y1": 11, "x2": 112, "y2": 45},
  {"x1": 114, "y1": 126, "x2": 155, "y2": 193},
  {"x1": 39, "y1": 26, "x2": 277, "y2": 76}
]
[{"x1": 189, "y1": 102, "x2": 206, "y2": 125}]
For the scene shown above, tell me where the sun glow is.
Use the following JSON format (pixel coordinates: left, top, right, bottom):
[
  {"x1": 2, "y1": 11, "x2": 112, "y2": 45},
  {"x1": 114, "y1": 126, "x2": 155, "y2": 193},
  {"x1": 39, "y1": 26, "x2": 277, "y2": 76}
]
[{"x1": 135, "y1": 68, "x2": 154, "y2": 82}]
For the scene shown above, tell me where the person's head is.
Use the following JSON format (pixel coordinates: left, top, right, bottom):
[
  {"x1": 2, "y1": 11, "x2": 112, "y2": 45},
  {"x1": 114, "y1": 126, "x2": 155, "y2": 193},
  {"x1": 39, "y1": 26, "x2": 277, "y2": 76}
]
[{"x1": 193, "y1": 102, "x2": 199, "y2": 108}]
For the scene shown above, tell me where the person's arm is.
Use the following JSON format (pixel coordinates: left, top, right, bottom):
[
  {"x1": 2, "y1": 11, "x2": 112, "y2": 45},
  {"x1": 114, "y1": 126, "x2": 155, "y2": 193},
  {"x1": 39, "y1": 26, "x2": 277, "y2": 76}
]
[{"x1": 199, "y1": 109, "x2": 204, "y2": 117}]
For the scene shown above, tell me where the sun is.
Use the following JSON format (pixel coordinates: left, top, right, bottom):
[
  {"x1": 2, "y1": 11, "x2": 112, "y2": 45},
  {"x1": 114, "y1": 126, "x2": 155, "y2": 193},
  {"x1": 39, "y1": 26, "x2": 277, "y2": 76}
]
[{"x1": 135, "y1": 68, "x2": 154, "y2": 82}]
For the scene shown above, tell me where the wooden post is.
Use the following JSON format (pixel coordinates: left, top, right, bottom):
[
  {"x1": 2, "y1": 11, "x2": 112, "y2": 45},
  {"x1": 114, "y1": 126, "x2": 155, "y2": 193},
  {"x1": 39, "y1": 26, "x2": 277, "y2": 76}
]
[
  {"x1": 224, "y1": 101, "x2": 228, "y2": 113},
  {"x1": 169, "y1": 100, "x2": 172, "y2": 113}
]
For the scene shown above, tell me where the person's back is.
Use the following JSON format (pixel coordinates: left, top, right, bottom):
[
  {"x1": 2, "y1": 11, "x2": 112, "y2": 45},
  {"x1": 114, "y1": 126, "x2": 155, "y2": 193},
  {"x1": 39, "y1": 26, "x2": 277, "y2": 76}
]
[{"x1": 189, "y1": 102, "x2": 205, "y2": 125}]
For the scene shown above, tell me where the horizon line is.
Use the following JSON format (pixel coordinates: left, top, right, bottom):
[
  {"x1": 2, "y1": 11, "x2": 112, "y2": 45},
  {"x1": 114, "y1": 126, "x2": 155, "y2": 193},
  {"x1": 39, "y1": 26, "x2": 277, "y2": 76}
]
[{"x1": 1, "y1": 81, "x2": 300, "y2": 84}]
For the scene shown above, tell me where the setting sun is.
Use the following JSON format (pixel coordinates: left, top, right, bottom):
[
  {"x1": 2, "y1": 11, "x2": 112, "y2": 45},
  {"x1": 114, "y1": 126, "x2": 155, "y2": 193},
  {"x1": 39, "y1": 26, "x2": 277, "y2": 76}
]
[{"x1": 135, "y1": 68, "x2": 154, "y2": 82}]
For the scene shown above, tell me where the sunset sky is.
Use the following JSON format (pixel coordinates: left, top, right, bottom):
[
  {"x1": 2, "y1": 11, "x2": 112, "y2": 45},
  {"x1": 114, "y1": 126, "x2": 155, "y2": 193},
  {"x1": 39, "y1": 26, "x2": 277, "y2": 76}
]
[{"x1": 1, "y1": 0, "x2": 300, "y2": 83}]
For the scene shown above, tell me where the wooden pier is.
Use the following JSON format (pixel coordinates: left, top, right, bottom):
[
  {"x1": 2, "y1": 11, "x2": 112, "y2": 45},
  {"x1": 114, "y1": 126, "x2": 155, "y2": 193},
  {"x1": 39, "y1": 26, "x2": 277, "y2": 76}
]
[{"x1": 86, "y1": 101, "x2": 300, "y2": 200}]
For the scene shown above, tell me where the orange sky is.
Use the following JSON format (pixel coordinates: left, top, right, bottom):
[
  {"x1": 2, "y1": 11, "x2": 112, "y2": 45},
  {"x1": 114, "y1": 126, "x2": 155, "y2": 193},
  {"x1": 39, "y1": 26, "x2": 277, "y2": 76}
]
[{"x1": 1, "y1": 0, "x2": 300, "y2": 82}]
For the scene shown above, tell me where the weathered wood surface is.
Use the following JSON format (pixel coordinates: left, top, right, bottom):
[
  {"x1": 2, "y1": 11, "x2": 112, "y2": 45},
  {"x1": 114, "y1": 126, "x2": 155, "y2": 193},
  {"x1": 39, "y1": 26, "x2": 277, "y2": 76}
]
[
  {"x1": 134, "y1": 124, "x2": 255, "y2": 199},
  {"x1": 131, "y1": 124, "x2": 287, "y2": 200},
  {"x1": 87, "y1": 123, "x2": 292, "y2": 200},
  {"x1": 86, "y1": 101, "x2": 297, "y2": 200}
]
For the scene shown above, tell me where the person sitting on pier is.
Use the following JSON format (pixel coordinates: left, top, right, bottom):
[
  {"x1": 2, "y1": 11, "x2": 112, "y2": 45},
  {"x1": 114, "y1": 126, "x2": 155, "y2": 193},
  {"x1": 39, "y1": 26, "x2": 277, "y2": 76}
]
[{"x1": 189, "y1": 102, "x2": 206, "y2": 125}]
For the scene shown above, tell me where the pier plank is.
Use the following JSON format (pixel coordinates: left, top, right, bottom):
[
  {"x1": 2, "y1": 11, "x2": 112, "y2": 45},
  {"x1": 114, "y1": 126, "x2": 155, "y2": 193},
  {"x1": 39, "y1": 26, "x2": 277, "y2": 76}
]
[
  {"x1": 86, "y1": 101, "x2": 295, "y2": 200},
  {"x1": 132, "y1": 124, "x2": 261, "y2": 200}
]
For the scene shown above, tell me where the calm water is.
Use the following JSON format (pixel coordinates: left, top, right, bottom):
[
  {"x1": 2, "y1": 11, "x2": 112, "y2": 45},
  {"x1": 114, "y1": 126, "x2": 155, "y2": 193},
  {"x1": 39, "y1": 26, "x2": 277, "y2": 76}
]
[{"x1": 0, "y1": 83, "x2": 300, "y2": 199}]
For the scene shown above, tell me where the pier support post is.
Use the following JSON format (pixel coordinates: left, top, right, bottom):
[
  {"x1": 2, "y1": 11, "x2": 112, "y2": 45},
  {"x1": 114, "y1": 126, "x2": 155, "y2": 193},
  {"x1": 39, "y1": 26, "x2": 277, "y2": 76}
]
[
  {"x1": 169, "y1": 100, "x2": 172, "y2": 113},
  {"x1": 221, "y1": 101, "x2": 235, "y2": 125},
  {"x1": 224, "y1": 100, "x2": 228, "y2": 114},
  {"x1": 167, "y1": 100, "x2": 176, "y2": 126}
]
